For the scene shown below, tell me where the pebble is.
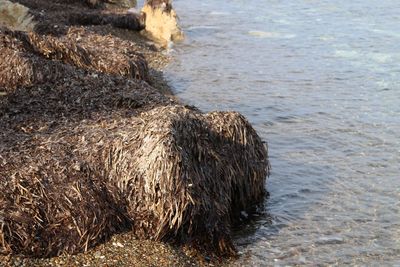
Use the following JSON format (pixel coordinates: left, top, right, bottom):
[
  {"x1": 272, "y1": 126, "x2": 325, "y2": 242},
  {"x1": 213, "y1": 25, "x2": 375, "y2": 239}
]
[
  {"x1": 94, "y1": 251, "x2": 102, "y2": 259},
  {"x1": 112, "y1": 241, "x2": 124, "y2": 248}
]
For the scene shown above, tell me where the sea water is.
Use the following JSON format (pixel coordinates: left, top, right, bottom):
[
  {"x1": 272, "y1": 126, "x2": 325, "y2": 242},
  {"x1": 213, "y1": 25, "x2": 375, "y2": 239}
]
[{"x1": 165, "y1": 0, "x2": 400, "y2": 265}]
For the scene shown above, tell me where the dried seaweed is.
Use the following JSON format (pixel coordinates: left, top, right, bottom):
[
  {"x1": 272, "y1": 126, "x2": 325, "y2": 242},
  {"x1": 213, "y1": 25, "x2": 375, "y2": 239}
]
[
  {"x1": 11, "y1": 0, "x2": 144, "y2": 35},
  {"x1": 0, "y1": 28, "x2": 148, "y2": 90},
  {"x1": 68, "y1": 12, "x2": 145, "y2": 31},
  {"x1": 0, "y1": 102, "x2": 269, "y2": 257},
  {"x1": 0, "y1": 0, "x2": 270, "y2": 258},
  {"x1": 145, "y1": 0, "x2": 172, "y2": 12}
]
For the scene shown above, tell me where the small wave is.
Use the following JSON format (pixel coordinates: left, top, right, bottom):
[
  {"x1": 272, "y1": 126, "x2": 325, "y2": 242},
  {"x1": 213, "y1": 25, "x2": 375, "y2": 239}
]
[
  {"x1": 187, "y1": 25, "x2": 220, "y2": 31},
  {"x1": 273, "y1": 19, "x2": 291, "y2": 25},
  {"x1": 335, "y1": 49, "x2": 395, "y2": 64},
  {"x1": 209, "y1": 11, "x2": 231, "y2": 16},
  {"x1": 368, "y1": 52, "x2": 392, "y2": 63},
  {"x1": 334, "y1": 50, "x2": 359, "y2": 59},
  {"x1": 275, "y1": 115, "x2": 303, "y2": 123},
  {"x1": 248, "y1": 30, "x2": 296, "y2": 39},
  {"x1": 371, "y1": 28, "x2": 400, "y2": 38},
  {"x1": 318, "y1": 35, "x2": 335, "y2": 41}
]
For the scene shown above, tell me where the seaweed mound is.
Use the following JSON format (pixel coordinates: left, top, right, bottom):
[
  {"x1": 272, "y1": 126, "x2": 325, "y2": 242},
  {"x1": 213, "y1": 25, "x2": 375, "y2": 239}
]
[
  {"x1": 0, "y1": 0, "x2": 270, "y2": 258},
  {"x1": 6, "y1": 0, "x2": 145, "y2": 36},
  {"x1": 0, "y1": 28, "x2": 148, "y2": 90},
  {"x1": 0, "y1": 103, "x2": 269, "y2": 256}
]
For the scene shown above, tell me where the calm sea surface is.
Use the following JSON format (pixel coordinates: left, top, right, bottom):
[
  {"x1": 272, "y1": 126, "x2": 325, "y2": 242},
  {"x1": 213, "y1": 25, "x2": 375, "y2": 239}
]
[{"x1": 163, "y1": 0, "x2": 399, "y2": 265}]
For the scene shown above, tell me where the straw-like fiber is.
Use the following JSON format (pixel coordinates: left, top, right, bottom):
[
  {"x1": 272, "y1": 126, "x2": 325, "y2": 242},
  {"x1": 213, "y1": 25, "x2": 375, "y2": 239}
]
[
  {"x1": 124, "y1": 106, "x2": 269, "y2": 253},
  {"x1": 67, "y1": 12, "x2": 145, "y2": 31},
  {"x1": 0, "y1": 28, "x2": 148, "y2": 90},
  {"x1": 0, "y1": 0, "x2": 270, "y2": 258},
  {"x1": 9, "y1": 0, "x2": 145, "y2": 35},
  {"x1": 1, "y1": 102, "x2": 268, "y2": 256},
  {"x1": 25, "y1": 29, "x2": 148, "y2": 80},
  {"x1": 145, "y1": 0, "x2": 172, "y2": 11}
]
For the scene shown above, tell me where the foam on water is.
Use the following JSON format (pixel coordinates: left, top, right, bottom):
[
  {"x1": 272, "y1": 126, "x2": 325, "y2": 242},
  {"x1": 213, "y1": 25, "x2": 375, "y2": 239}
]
[
  {"x1": 209, "y1": 11, "x2": 231, "y2": 16},
  {"x1": 248, "y1": 31, "x2": 296, "y2": 39},
  {"x1": 334, "y1": 50, "x2": 360, "y2": 59}
]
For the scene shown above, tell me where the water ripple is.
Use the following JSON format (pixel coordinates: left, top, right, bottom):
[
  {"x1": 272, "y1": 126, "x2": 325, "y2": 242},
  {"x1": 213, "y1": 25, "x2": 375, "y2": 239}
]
[{"x1": 167, "y1": 0, "x2": 400, "y2": 265}]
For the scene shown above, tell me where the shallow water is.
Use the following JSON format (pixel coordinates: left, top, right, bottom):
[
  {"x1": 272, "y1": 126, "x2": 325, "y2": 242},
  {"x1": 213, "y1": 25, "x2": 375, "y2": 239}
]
[{"x1": 164, "y1": 0, "x2": 400, "y2": 265}]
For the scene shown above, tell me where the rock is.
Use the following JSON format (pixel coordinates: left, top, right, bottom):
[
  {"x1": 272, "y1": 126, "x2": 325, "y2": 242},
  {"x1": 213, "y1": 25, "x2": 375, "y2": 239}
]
[
  {"x1": 94, "y1": 251, "x2": 102, "y2": 259},
  {"x1": 141, "y1": 0, "x2": 184, "y2": 46},
  {"x1": 112, "y1": 242, "x2": 124, "y2": 248},
  {"x1": 0, "y1": 0, "x2": 36, "y2": 32}
]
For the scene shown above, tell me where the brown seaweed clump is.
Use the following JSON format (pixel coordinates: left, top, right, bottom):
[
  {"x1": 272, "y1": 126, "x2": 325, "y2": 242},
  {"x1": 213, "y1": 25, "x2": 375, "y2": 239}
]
[
  {"x1": 0, "y1": 28, "x2": 148, "y2": 90},
  {"x1": 8, "y1": 0, "x2": 145, "y2": 35},
  {"x1": 0, "y1": 101, "x2": 269, "y2": 256},
  {"x1": 0, "y1": 0, "x2": 270, "y2": 259}
]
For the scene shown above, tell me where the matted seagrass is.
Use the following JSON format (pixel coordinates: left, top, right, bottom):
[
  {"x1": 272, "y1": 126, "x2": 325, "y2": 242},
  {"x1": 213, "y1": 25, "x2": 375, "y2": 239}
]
[{"x1": 0, "y1": 0, "x2": 270, "y2": 258}]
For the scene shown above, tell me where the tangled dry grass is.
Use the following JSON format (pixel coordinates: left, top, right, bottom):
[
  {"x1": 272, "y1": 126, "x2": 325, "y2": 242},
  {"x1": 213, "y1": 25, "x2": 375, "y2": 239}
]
[
  {"x1": 0, "y1": 28, "x2": 148, "y2": 90},
  {"x1": 9, "y1": 0, "x2": 144, "y2": 36},
  {"x1": 0, "y1": 0, "x2": 270, "y2": 259}
]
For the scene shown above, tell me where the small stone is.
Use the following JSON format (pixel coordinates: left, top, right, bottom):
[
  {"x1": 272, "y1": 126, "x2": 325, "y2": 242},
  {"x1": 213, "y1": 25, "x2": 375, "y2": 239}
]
[
  {"x1": 240, "y1": 210, "x2": 249, "y2": 218},
  {"x1": 13, "y1": 258, "x2": 22, "y2": 267},
  {"x1": 94, "y1": 251, "x2": 102, "y2": 259},
  {"x1": 112, "y1": 242, "x2": 124, "y2": 248}
]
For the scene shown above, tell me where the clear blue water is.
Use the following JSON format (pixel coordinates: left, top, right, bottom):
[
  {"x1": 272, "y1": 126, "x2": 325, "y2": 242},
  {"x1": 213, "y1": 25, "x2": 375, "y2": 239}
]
[{"x1": 164, "y1": 0, "x2": 400, "y2": 265}]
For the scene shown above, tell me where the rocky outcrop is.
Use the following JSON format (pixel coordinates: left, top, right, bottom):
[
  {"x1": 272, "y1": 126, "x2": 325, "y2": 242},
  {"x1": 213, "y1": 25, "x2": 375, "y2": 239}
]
[{"x1": 141, "y1": 0, "x2": 184, "y2": 46}]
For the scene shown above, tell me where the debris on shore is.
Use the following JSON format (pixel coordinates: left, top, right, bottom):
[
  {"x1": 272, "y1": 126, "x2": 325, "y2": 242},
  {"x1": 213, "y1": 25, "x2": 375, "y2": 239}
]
[{"x1": 0, "y1": 0, "x2": 270, "y2": 265}]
